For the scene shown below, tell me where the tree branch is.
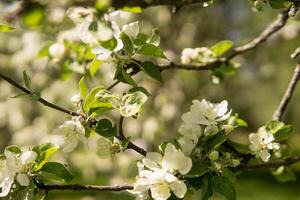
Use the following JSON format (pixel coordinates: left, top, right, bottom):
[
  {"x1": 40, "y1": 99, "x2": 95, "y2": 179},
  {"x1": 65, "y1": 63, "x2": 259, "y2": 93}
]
[
  {"x1": 75, "y1": 0, "x2": 210, "y2": 9},
  {"x1": 273, "y1": 64, "x2": 300, "y2": 121},
  {"x1": 38, "y1": 183, "x2": 133, "y2": 192},
  {"x1": 159, "y1": 7, "x2": 292, "y2": 71},
  {"x1": 239, "y1": 155, "x2": 300, "y2": 171},
  {"x1": 0, "y1": 72, "x2": 83, "y2": 117},
  {"x1": 116, "y1": 116, "x2": 147, "y2": 156}
]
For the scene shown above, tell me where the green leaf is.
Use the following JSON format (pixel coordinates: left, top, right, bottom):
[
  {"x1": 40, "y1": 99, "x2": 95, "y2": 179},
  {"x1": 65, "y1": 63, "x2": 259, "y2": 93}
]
[
  {"x1": 21, "y1": 3, "x2": 45, "y2": 27},
  {"x1": 203, "y1": 130, "x2": 228, "y2": 152},
  {"x1": 79, "y1": 77, "x2": 88, "y2": 98},
  {"x1": 265, "y1": 120, "x2": 284, "y2": 134},
  {"x1": 5, "y1": 145, "x2": 22, "y2": 154},
  {"x1": 147, "y1": 28, "x2": 160, "y2": 46},
  {"x1": 128, "y1": 87, "x2": 150, "y2": 97},
  {"x1": 212, "y1": 176, "x2": 236, "y2": 200},
  {"x1": 37, "y1": 44, "x2": 50, "y2": 58},
  {"x1": 95, "y1": 118, "x2": 117, "y2": 138},
  {"x1": 210, "y1": 40, "x2": 234, "y2": 57},
  {"x1": 32, "y1": 143, "x2": 58, "y2": 171},
  {"x1": 137, "y1": 44, "x2": 166, "y2": 58},
  {"x1": 274, "y1": 125, "x2": 293, "y2": 142},
  {"x1": 88, "y1": 21, "x2": 98, "y2": 32},
  {"x1": 272, "y1": 166, "x2": 297, "y2": 183},
  {"x1": 23, "y1": 71, "x2": 32, "y2": 90},
  {"x1": 201, "y1": 176, "x2": 213, "y2": 200},
  {"x1": 40, "y1": 162, "x2": 73, "y2": 183},
  {"x1": 226, "y1": 140, "x2": 251, "y2": 154},
  {"x1": 115, "y1": 65, "x2": 137, "y2": 86},
  {"x1": 186, "y1": 163, "x2": 210, "y2": 178},
  {"x1": 134, "y1": 33, "x2": 148, "y2": 46},
  {"x1": 122, "y1": 6, "x2": 142, "y2": 13},
  {"x1": 222, "y1": 168, "x2": 236, "y2": 183},
  {"x1": 0, "y1": 24, "x2": 16, "y2": 32},
  {"x1": 235, "y1": 117, "x2": 248, "y2": 127},
  {"x1": 83, "y1": 86, "x2": 114, "y2": 116},
  {"x1": 99, "y1": 37, "x2": 117, "y2": 51},
  {"x1": 269, "y1": 0, "x2": 291, "y2": 9},
  {"x1": 89, "y1": 59, "x2": 102, "y2": 77},
  {"x1": 139, "y1": 61, "x2": 163, "y2": 83},
  {"x1": 121, "y1": 32, "x2": 134, "y2": 55},
  {"x1": 18, "y1": 180, "x2": 35, "y2": 200}
]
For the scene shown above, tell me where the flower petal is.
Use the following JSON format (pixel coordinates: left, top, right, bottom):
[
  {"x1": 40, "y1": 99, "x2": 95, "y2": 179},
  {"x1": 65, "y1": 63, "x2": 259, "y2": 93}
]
[
  {"x1": 19, "y1": 151, "x2": 37, "y2": 165},
  {"x1": 16, "y1": 173, "x2": 30, "y2": 186},
  {"x1": 170, "y1": 180, "x2": 187, "y2": 198}
]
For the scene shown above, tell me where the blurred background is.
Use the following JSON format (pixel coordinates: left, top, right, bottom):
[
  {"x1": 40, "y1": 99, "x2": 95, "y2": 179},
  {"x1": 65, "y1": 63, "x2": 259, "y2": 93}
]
[{"x1": 1, "y1": 0, "x2": 300, "y2": 199}]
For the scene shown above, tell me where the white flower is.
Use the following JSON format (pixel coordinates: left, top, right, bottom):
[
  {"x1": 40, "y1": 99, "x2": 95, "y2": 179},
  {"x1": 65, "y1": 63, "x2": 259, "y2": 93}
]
[
  {"x1": 53, "y1": 120, "x2": 85, "y2": 152},
  {"x1": 122, "y1": 21, "x2": 139, "y2": 38},
  {"x1": 182, "y1": 99, "x2": 231, "y2": 126},
  {"x1": 133, "y1": 166, "x2": 187, "y2": 200},
  {"x1": 105, "y1": 10, "x2": 132, "y2": 27},
  {"x1": 70, "y1": 94, "x2": 81, "y2": 106},
  {"x1": 177, "y1": 123, "x2": 202, "y2": 155},
  {"x1": 181, "y1": 48, "x2": 200, "y2": 64},
  {"x1": 181, "y1": 47, "x2": 216, "y2": 64},
  {"x1": 49, "y1": 42, "x2": 65, "y2": 59},
  {"x1": 143, "y1": 143, "x2": 192, "y2": 175},
  {"x1": 119, "y1": 91, "x2": 148, "y2": 117},
  {"x1": 249, "y1": 127, "x2": 280, "y2": 162},
  {"x1": 0, "y1": 149, "x2": 37, "y2": 197}
]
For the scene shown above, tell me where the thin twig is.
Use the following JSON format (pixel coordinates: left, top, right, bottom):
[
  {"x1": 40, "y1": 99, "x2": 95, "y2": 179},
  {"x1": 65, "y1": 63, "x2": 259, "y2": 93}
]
[
  {"x1": 273, "y1": 64, "x2": 300, "y2": 121},
  {"x1": 239, "y1": 155, "x2": 300, "y2": 171},
  {"x1": 75, "y1": 0, "x2": 210, "y2": 8},
  {"x1": 159, "y1": 7, "x2": 292, "y2": 71},
  {"x1": 38, "y1": 183, "x2": 133, "y2": 192},
  {"x1": 116, "y1": 116, "x2": 147, "y2": 156},
  {"x1": 0, "y1": 72, "x2": 83, "y2": 117}
]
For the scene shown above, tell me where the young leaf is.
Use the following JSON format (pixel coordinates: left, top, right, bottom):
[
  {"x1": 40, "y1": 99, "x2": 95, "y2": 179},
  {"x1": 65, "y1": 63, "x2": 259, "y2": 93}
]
[
  {"x1": 202, "y1": 130, "x2": 228, "y2": 152},
  {"x1": 139, "y1": 61, "x2": 163, "y2": 83},
  {"x1": 95, "y1": 118, "x2": 117, "y2": 138},
  {"x1": 274, "y1": 125, "x2": 293, "y2": 142},
  {"x1": 265, "y1": 120, "x2": 284, "y2": 134},
  {"x1": 83, "y1": 86, "x2": 113, "y2": 116},
  {"x1": 210, "y1": 40, "x2": 234, "y2": 57},
  {"x1": 147, "y1": 28, "x2": 160, "y2": 46},
  {"x1": 137, "y1": 44, "x2": 166, "y2": 58},
  {"x1": 89, "y1": 59, "x2": 101, "y2": 77},
  {"x1": 272, "y1": 166, "x2": 297, "y2": 183},
  {"x1": 211, "y1": 176, "x2": 236, "y2": 200},
  {"x1": 186, "y1": 163, "x2": 210, "y2": 178},
  {"x1": 134, "y1": 33, "x2": 148, "y2": 46},
  {"x1": 39, "y1": 162, "x2": 73, "y2": 183},
  {"x1": 120, "y1": 32, "x2": 134, "y2": 55},
  {"x1": 0, "y1": 24, "x2": 16, "y2": 32},
  {"x1": 32, "y1": 143, "x2": 58, "y2": 171},
  {"x1": 79, "y1": 77, "x2": 88, "y2": 98},
  {"x1": 23, "y1": 71, "x2": 32, "y2": 90}
]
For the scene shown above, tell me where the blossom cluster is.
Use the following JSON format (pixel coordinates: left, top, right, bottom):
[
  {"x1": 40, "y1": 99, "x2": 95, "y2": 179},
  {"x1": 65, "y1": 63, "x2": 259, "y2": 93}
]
[
  {"x1": 132, "y1": 99, "x2": 238, "y2": 200},
  {"x1": 0, "y1": 147, "x2": 37, "y2": 197}
]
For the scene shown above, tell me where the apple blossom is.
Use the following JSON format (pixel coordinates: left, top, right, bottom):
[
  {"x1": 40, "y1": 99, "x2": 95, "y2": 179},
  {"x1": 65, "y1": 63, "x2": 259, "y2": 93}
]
[
  {"x1": 0, "y1": 148, "x2": 37, "y2": 197},
  {"x1": 249, "y1": 127, "x2": 280, "y2": 162},
  {"x1": 53, "y1": 120, "x2": 85, "y2": 152}
]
